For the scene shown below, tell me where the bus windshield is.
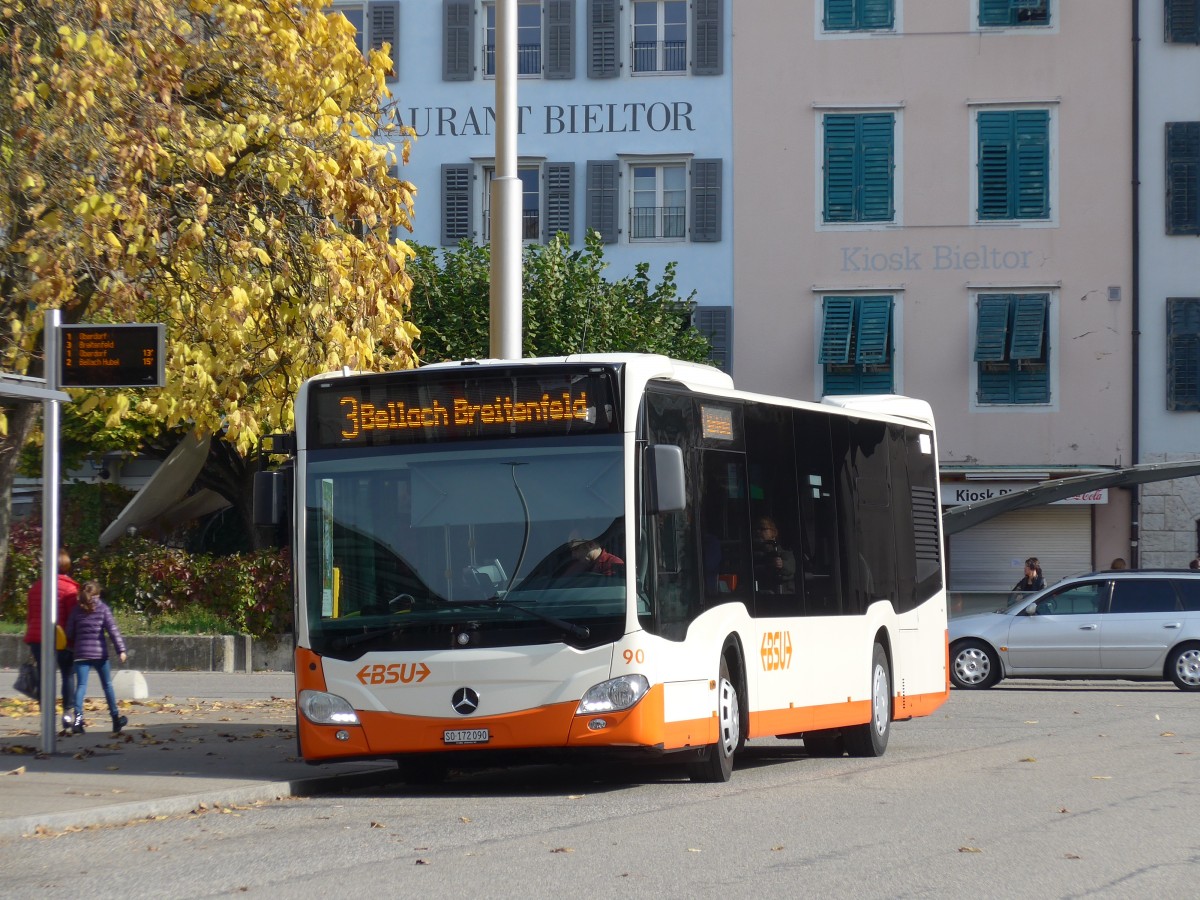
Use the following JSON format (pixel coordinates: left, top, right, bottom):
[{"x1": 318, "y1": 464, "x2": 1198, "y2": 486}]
[{"x1": 303, "y1": 435, "x2": 627, "y2": 657}]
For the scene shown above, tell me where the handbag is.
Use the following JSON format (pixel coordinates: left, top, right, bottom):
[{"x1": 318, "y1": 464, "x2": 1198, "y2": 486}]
[
  {"x1": 55, "y1": 625, "x2": 68, "y2": 651},
  {"x1": 13, "y1": 659, "x2": 38, "y2": 701}
]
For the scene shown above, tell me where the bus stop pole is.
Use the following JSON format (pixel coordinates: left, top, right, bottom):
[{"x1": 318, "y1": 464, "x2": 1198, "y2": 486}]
[
  {"x1": 489, "y1": 0, "x2": 522, "y2": 361},
  {"x1": 40, "y1": 309, "x2": 62, "y2": 753}
]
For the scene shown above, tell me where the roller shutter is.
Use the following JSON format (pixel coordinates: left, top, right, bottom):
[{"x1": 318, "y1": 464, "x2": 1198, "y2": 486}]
[{"x1": 947, "y1": 506, "x2": 1092, "y2": 591}]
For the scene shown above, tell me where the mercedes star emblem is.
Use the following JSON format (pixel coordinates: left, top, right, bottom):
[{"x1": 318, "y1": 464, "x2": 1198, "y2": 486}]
[{"x1": 452, "y1": 687, "x2": 480, "y2": 715}]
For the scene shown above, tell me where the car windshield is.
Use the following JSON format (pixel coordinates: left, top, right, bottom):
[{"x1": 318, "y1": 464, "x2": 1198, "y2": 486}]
[{"x1": 303, "y1": 436, "x2": 627, "y2": 656}]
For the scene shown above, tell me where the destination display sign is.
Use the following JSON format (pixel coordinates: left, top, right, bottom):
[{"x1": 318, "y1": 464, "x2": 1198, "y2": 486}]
[
  {"x1": 309, "y1": 366, "x2": 621, "y2": 448},
  {"x1": 60, "y1": 324, "x2": 165, "y2": 388}
]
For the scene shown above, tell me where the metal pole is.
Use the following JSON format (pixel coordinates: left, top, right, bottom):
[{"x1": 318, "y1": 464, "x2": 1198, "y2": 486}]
[
  {"x1": 40, "y1": 309, "x2": 61, "y2": 753},
  {"x1": 489, "y1": 0, "x2": 523, "y2": 360}
]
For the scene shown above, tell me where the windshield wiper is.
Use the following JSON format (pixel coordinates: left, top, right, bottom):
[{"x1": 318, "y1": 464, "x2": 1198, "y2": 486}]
[{"x1": 445, "y1": 597, "x2": 591, "y2": 641}]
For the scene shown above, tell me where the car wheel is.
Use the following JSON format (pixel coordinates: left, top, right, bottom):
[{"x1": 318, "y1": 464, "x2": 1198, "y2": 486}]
[
  {"x1": 1167, "y1": 643, "x2": 1200, "y2": 692},
  {"x1": 844, "y1": 643, "x2": 891, "y2": 757},
  {"x1": 689, "y1": 656, "x2": 741, "y2": 783},
  {"x1": 951, "y1": 640, "x2": 1001, "y2": 689}
]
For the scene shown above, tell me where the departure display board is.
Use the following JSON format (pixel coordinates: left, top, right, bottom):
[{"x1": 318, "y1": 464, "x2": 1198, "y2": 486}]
[
  {"x1": 60, "y1": 324, "x2": 165, "y2": 388},
  {"x1": 309, "y1": 366, "x2": 621, "y2": 448}
]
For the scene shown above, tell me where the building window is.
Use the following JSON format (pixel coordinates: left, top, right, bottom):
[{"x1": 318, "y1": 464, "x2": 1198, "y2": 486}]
[
  {"x1": 1167, "y1": 1, "x2": 1200, "y2": 42},
  {"x1": 1168, "y1": 298, "x2": 1200, "y2": 411},
  {"x1": 485, "y1": 1, "x2": 542, "y2": 77},
  {"x1": 824, "y1": 0, "x2": 894, "y2": 32},
  {"x1": 822, "y1": 113, "x2": 895, "y2": 224},
  {"x1": 974, "y1": 293, "x2": 1050, "y2": 404},
  {"x1": 976, "y1": 108, "x2": 1051, "y2": 221},
  {"x1": 694, "y1": 306, "x2": 733, "y2": 373},
  {"x1": 630, "y1": 163, "x2": 687, "y2": 240},
  {"x1": 1167, "y1": 122, "x2": 1200, "y2": 235},
  {"x1": 819, "y1": 295, "x2": 894, "y2": 395},
  {"x1": 631, "y1": 0, "x2": 687, "y2": 73},
  {"x1": 978, "y1": 0, "x2": 1049, "y2": 27},
  {"x1": 334, "y1": 1, "x2": 400, "y2": 79},
  {"x1": 483, "y1": 167, "x2": 541, "y2": 241}
]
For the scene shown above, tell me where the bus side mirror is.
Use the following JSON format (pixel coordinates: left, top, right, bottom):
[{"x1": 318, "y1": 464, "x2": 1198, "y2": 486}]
[
  {"x1": 254, "y1": 468, "x2": 293, "y2": 544},
  {"x1": 650, "y1": 445, "x2": 686, "y2": 515}
]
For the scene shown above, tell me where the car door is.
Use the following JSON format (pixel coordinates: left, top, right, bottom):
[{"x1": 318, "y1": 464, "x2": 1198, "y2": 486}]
[
  {"x1": 1005, "y1": 580, "x2": 1108, "y2": 673},
  {"x1": 1100, "y1": 579, "x2": 1182, "y2": 673}
]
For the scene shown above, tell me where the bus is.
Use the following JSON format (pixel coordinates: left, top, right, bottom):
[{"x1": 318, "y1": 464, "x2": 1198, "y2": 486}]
[{"x1": 255, "y1": 353, "x2": 949, "y2": 782}]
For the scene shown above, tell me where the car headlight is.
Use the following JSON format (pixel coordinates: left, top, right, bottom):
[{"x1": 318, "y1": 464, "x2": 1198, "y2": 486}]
[
  {"x1": 299, "y1": 690, "x2": 361, "y2": 725},
  {"x1": 576, "y1": 674, "x2": 650, "y2": 714}
]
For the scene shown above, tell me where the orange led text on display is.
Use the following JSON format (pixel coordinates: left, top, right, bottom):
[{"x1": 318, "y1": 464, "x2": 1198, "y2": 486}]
[{"x1": 338, "y1": 391, "x2": 592, "y2": 440}]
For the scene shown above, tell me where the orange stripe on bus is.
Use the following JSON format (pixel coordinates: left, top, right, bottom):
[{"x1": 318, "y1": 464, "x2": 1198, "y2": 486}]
[{"x1": 749, "y1": 688, "x2": 948, "y2": 738}]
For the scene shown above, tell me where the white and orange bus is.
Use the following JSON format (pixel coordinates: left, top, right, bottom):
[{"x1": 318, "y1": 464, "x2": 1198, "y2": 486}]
[{"x1": 256, "y1": 354, "x2": 949, "y2": 782}]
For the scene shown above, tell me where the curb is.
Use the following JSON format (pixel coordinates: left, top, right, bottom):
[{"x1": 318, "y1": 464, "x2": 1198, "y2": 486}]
[{"x1": 0, "y1": 767, "x2": 396, "y2": 839}]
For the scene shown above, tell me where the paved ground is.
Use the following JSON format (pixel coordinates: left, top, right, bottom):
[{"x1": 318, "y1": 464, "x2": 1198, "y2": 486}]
[{"x1": 0, "y1": 670, "x2": 395, "y2": 839}]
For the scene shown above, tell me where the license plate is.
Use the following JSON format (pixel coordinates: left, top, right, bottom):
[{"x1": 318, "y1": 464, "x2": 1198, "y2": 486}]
[{"x1": 443, "y1": 728, "x2": 490, "y2": 745}]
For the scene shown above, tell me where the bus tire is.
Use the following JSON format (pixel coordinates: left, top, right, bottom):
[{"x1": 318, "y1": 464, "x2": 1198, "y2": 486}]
[
  {"x1": 689, "y1": 656, "x2": 740, "y2": 783},
  {"x1": 843, "y1": 643, "x2": 891, "y2": 758}
]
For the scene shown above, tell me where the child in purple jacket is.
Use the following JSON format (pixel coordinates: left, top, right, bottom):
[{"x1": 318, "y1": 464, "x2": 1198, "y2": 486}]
[{"x1": 65, "y1": 581, "x2": 128, "y2": 736}]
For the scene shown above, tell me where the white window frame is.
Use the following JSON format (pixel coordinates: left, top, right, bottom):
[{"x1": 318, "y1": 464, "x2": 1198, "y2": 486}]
[
  {"x1": 630, "y1": 0, "x2": 689, "y2": 76},
  {"x1": 815, "y1": 0, "x2": 903, "y2": 39},
  {"x1": 810, "y1": 288, "x2": 905, "y2": 398},
  {"x1": 971, "y1": 0, "x2": 1058, "y2": 34},
  {"x1": 967, "y1": 101, "x2": 1059, "y2": 228},
  {"x1": 333, "y1": 1, "x2": 370, "y2": 56},
  {"x1": 813, "y1": 103, "x2": 905, "y2": 232},
  {"x1": 624, "y1": 157, "x2": 689, "y2": 243},
  {"x1": 967, "y1": 286, "x2": 1059, "y2": 412},
  {"x1": 483, "y1": 0, "x2": 544, "y2": 79}
]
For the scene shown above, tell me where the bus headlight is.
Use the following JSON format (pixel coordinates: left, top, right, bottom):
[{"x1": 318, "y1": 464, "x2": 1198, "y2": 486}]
[
  {"x1": 299, "y1": 690, "x2": 361, "y2": 725},
  {"x1": 576, "y1": 675, "x2": 650, "y2": 714}
]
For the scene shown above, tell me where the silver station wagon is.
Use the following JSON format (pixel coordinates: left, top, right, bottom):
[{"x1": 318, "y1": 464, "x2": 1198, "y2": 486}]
[{"x1": 949, "y1": 570, "x2": 1200, "y2": 691}]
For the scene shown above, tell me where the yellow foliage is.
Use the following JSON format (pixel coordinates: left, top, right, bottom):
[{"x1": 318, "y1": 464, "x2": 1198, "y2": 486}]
[{"x1": 1, "y1": 0, "x2": 418, "y2": 459}]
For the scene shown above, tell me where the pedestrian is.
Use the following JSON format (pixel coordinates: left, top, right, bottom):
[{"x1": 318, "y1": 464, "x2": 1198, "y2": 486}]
[
  {"x1": 65, "y1": 580, "x2": 128, "y2": 736},
  {"x1": 1110, "y1": 557, "x2": 1128, "y2": 570},
  {"x1": 1013, "y1": 556, "x2": 1045, "y2": 592},
  {"x1": 23, "y1": 548, "x2": 80, "y2": 732},
  {"x1": 1190, "y1": 556, "x2": 1200, "y2": 571}
]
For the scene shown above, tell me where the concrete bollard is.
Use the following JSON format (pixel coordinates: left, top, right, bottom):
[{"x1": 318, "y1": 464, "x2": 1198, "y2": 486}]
[{"x1": 112, "y1": 669, "x2": 149, "y2": 700}]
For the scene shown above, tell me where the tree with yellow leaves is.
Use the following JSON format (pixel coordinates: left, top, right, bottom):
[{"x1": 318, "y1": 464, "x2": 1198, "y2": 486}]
[{"x1": 0, "y1": 0, "x2": 417, "y2": 575}]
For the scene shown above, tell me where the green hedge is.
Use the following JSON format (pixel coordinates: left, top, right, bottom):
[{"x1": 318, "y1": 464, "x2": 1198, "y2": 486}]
[{"x1": 1, "y1": 523, "x2": 293, "y2": 639}]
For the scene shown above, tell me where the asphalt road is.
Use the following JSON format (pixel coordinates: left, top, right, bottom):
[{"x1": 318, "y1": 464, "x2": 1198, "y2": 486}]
[{"x1": 4, "y1": 679, "x2": 1197, "y2": 899}]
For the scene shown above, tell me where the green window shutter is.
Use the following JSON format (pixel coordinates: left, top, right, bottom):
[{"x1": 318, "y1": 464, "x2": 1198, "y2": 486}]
[
  {"x1": 1013, "y1": 110, "x2": 1050, "y2": 219},
  {"x1": 1168, "y1": 298, "x2": 1200, "y2": 410},
  {"x1": 443, "y1": 0, "x2": 473, "y2": 81},
  {"x1": 854, "y1": 296, "x2": 892, "y2": 365},
  {"x1": 692, "y1": 0, "x2": 723, "y2": 75},
  {"x1": 979, "y1": 0, "x2": 1012, "y2": 26},
  {"x1": 544, "y1": 162, "x2": 574, "y2": 243},
  {"x1": 1009, "y1": 294, "x2": 1048, "y2": 360},
  {"x1": 859, "y1": 368, "x2": 894, "y2": 393},
  {"x1": 861, "y1": 0, "x2": 895, "y2": 29},
  {"x1": 823, "y1": 115, "x2": 858, "y2": 223},
  {"x1": 823, "y1": 370, "x2": 860, "y2": 395},
  {"x1": 368, "y1": 1, "x2": 400, "y2": 81},
  {"x1": 860, "y1": 113, "x2": 895, "y2": 222},
  {"x1": 824, "y1": 0, "x2": 855, "y2": 29},
  {"x1": 1013, "y1": 368, "x2": 1050, "y2": 404},
  {"x1": 694, "y1": 306, "x2": 733, "y2": 373},
  {"x1": 978, "y1": 369, "x2": 1014, "y2": 404},
  {"x1": 819, "y1": 297, "x2": 856, "y2": 364},
  {"x1": 975, "y1": 295, "x2": 1012, "y2": 362},
  {"x1": 1166, "y1": 0, "x2": 1200, "y2": 43},
  {"x1": 587, "y1": 0, "x2": 619, "y2": 78},
  {"x1": 585, "y1": 160, "x2": 618, "y2": 243},
  {"x1": 441, "y1": 164, "x2": 472, "y2": 246},
  {"x1": 977, "y1": 111, "x2": 1013, "y2": 219},
  {"x1": 981, "y1": 0, "x2": 1047, "y2": 27},
  {"x1": 690, "y1": 159, "x2": 722, "y2": 243},
  {"x1": 546, "y1": 0, "x2": 575, "y2": 79},
  {"x1": 1167, "y1": 122, "x2": 1200, "y2": 235}
]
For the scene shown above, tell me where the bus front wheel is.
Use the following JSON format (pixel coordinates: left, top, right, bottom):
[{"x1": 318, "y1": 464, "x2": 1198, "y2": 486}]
[{"x1": 689, "y1": 656, "x2": 741, "y2": 783}]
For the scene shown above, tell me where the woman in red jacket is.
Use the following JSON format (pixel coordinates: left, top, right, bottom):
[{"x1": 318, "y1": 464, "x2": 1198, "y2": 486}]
[{"x1": 23, "y1": 549, "x2": 79, "y2": 730}]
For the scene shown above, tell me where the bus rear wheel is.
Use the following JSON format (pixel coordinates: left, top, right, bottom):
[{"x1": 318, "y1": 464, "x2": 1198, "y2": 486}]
[
  {"x1": 843, "y1": 643, "x2": 891, "y2": 758},
  {"x1": 689, "y1": 657, "x2": 740, "y2": 783}
]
